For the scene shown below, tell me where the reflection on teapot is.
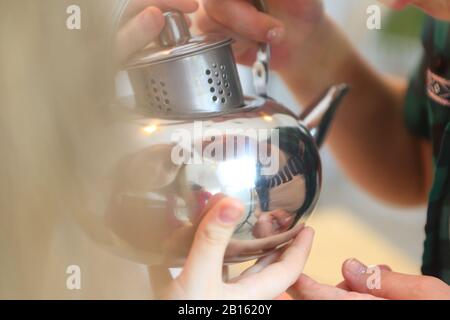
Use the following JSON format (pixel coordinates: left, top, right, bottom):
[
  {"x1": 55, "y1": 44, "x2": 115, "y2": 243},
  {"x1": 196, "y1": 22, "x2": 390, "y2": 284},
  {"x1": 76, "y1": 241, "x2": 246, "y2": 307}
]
[{"x1": 77, "y1": 10, "x2": 349, "y2": 267}]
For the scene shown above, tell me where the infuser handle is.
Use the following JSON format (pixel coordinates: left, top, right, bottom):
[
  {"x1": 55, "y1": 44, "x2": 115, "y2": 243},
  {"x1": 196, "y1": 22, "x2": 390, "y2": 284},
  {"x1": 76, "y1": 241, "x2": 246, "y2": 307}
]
[
  {"x1": 252, "y1": 0, "x2": 271, "y2": 97},
  {"x1": 158, "y1": 11, "x2": 191, "y2": 47}
]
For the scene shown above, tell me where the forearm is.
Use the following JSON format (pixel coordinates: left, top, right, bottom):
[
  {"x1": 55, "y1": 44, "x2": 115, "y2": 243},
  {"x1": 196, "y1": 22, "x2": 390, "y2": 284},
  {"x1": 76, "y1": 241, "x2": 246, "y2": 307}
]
[{"x1": 278, "y1": 18, "x2": 432, "y2": 205}]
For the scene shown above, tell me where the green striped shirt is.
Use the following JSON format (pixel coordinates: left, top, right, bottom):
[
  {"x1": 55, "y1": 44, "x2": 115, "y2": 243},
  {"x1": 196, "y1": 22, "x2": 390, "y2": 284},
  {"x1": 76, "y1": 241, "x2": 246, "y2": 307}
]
[{"x1": 405, "y1": 17, "x2": 450, "y2": 283}]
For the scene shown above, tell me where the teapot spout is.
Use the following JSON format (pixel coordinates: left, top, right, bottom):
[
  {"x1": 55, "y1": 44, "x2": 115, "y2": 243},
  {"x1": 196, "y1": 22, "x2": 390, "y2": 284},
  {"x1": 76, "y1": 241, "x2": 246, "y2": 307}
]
[{"x1": 299, "y1": 84, "x2": 350, "y2": 148}]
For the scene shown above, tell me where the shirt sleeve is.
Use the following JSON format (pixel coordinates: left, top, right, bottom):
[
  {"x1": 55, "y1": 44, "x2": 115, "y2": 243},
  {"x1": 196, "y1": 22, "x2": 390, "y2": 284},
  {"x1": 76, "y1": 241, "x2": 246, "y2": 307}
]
[{"x1": 404, "y1": 57, "x2": 431, "y2": 140}]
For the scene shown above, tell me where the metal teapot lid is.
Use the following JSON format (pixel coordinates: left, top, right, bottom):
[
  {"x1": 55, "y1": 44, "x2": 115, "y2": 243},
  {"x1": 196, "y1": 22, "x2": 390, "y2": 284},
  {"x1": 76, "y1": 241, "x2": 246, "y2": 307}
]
[
  {"x1": 123, "y1": 2, "x2": 271, "y2": 118},
  {"x1": 125, "y1": 12, "x2": 233, "y2": 69},
  {"x1": 124, "y1": 11, "x2": 246, "y2": 118}
]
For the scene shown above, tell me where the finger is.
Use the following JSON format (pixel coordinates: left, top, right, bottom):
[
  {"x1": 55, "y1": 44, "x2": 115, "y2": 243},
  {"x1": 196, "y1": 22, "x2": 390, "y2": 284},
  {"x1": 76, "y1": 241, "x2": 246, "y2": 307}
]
[
  {"x1": 289, "y1": 274, "x2": 348, "y2": 300},
  {"x1": 271, "y1": 210, "x2": 294, "y2": 230},
  {"x1": 336, "y1": 280, "x2": 350, "y2": 290},
  {"x1": 203, "y1": 0, "x2": 285, "y2": 44},
  {"x1": 342, "y1": 258, "x2": 450, "y2": 300},
  {"x1": 240, "y1": 225, "x2": 305, "y2": 277},
  {"x1": 234, "y1": 46, "x2": 258, "y2": 66},
  {"x1": 122, "y1": 0, "x2": 199, "y2": 23},
  {"x1": 378, "y1": 264, "x2": 393, "y2": 272},
  {"x1": 335, "y1": 264, "x2": 390, "y2": 290},
  {"x1": 253, "y1": 211, "x2": 289, "y2": 238},
  {"x1": 252, "y1": 213, "x2": 276, "y2": 238},
  {"x1": 289, "y1": 275, "x2": 381, "y2": 300},
  {"x1": 196, "y1": 6, "x2": 258, "y2": 59},
  {"x1": 190, "y1": 193, "x2": 226, "y2": 225},
  {"x1": 276, "y1": 292, "x2": 293, "y2": 300},
  {"x1": 116, "y1": 6, "x2": 165, "y2": 63},
  {"x1": 237, "y1": 227, "x2": 314, "y2": 299},
  {"x1": 200, "y1": 193, "x2": 226, "y2": 214},
  {"x1": 179, "y1": 197, "x2": 244, "y2": 287},
  {"x1": 236, "y1": 249, "x2": 284, "y2": 280}
]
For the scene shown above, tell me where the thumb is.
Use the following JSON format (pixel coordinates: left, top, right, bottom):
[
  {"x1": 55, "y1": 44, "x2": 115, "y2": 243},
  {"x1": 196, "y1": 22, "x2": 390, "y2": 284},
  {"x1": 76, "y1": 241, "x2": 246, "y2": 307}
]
[
  {"x1": 180, "y1": 197, "x2": 244, "y2": 286},
  {"x1": 341, "y1": 258, "x2": 448, "y2": 300},
  {"x1": 116, "y1": 7, "x2": 165, "y2": 63}
]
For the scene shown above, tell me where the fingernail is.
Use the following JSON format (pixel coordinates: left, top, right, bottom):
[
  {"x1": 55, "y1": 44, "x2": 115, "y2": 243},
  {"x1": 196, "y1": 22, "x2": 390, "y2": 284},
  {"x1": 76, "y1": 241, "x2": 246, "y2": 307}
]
[
  {"x1": 218, "y1": 206, "x2": 242, "y2": 224},
  {"x1": 266, "y1": 27, "x2": 285, "y2": 44},
  {"x1": 345, "y1": 258, "x2": 367, "y2": 276}
]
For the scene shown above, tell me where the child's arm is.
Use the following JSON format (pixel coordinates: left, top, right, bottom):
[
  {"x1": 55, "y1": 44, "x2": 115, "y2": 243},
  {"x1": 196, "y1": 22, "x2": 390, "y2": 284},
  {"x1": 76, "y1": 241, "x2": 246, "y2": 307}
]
[{"x1": 280, "y1": 17, "x2": 433, "y2": 206}]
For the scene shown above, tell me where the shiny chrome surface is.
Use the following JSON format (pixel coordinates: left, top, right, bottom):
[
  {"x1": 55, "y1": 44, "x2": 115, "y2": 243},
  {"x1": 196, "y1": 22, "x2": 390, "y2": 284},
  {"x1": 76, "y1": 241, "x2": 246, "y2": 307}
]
[
  {"x1": 127, "y1": 44, "x2": 245, "y2": 118},
  {"x1": 92, "y1": 97, "x2": 322, "y2": 266},
  {"x1": 300, "y1": 84, "x2": 350, "y2": 147}
]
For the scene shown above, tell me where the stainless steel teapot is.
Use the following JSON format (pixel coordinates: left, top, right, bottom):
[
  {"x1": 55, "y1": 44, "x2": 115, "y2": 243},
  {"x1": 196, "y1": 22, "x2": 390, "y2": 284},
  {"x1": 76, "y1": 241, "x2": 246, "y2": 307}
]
[{"x1": 93, "y1": 5, "x2": 348, "y2": 267}]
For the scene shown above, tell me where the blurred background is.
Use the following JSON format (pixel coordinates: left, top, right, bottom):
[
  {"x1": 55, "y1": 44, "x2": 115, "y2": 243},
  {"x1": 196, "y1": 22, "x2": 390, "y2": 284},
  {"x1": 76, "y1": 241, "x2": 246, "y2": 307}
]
[{"x1": 0, "y1": 0, "x2": 429, "y2": 299}]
